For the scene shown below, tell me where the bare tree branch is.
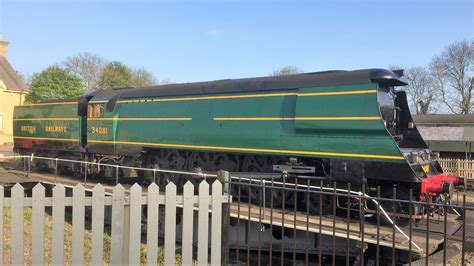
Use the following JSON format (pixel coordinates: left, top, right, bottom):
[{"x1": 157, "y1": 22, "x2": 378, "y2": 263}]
[
  {"x1": 391, "y1": 66, "x2": 440, "y2": 114},
  {"x1": 271, "y1": 66, "x2": 304, "y2": 76},
  {"x1": 63, "y1": 52, "x2": 107, "y2": 92},
  {"x1": 429, "y1": 40, "x2": 474, "y2": 114}
]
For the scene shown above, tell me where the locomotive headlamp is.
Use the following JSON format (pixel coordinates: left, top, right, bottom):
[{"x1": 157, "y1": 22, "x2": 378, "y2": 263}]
[{"x1": 411, "y1": 152, "x2": 419, "y2": 163}]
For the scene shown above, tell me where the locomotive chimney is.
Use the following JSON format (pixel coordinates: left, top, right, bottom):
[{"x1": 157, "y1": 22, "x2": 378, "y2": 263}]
[{"x1": 0, "y1": 33, "x2": 9, "y2": 57}]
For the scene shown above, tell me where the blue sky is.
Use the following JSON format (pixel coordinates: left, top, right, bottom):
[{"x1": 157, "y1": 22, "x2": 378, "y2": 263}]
[{"x1": 1, "y1": 0, "x2": 473, "y2": 83}]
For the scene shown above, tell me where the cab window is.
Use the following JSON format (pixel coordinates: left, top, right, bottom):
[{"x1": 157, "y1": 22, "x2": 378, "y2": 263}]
[{"x1": 89, "y1": 103, "x2": 105, "y2": 118}]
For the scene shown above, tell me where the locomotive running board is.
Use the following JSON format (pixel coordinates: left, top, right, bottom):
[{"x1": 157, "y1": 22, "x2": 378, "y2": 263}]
[
  {"x1": 230, "y1": 171, "x2": 327, "y2": 181},
  {"x1": 230, "y1": 172, "x2": 283, "y2": 179}
]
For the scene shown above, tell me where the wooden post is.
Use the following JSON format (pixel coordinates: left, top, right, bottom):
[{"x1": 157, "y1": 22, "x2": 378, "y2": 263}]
[
  {"x1": 52, "y1": 185, "x2": 66, "y2": 265},
  {"x1": 181, "y1": 182, "x2": 194, "y2": 265},
  {"x1": 211, "y1": 180, "x2": 223, "y2": 265},
  {"x1": 146, "y1": 183, "x2": 160, "y2": 266},
  {"x1": 72, "y1": 184, "x2": 85, "y2": 265},
  {"x1": 164, "y1": 183, "x2": 177, "y2": 265},
  {"x1": 121, "y1": 204, "x2": 130, "y2": 264},
  {"x1": 11, "y1": 184, "x2": 24, "y2": 265},
  {"x1": 31, "y1": 184, "x2": 45, "y2": 264},
  {"x1": 128, "y1": 184, "x2": 142, "y2": 264},
  {"x1": 110, "y1": 185, "x2": 125, "y2": 265},
  {"x1": 197, "y1": 181, "x2": 210, "y2": 265},
  {"x1": 456, "y1": 159, "x2": 461, "y2": 177},
  {"x1": 91, "y1": 184, "x2": 105, "y2": 265}
]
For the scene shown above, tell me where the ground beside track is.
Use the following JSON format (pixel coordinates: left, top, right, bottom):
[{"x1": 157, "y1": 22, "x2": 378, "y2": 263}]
[{"x1": 411, "y1": 211, "x2": 474, "y2": 266}]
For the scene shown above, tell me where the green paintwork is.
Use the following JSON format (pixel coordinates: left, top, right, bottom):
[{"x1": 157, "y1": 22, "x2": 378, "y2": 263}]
[
  {"x1": 13, "y1": 104, "x2": 80, "y2": 140},
  {"x1": 87, "y1": 83, "x2": 406, "y2": 163},
  {"x1": 12, "y1": 82, "x2": 408, "y2": 163}
]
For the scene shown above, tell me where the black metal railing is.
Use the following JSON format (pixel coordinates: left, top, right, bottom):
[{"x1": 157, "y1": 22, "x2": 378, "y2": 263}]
[{"x1": 222, "y1": 175, "x2": 472, "y2": 266}]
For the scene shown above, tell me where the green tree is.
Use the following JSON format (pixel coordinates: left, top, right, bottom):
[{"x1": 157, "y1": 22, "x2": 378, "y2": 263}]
[
  {"x1": 98, "y1": 61, "x2": 134, "y2": 90},
  {"x1": 26, "y1": 66, "x2": 84, "y2": 103}
]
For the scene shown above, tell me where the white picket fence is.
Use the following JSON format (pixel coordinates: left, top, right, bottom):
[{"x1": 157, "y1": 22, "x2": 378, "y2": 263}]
[{"x1": 0, "y1": 181, "x2": 229, "y2": 265}]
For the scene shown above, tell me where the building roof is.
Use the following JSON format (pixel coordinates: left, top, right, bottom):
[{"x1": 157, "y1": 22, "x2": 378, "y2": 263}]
[
  {"x1": 413, "y1": 115, "x2": 474, "y2": 149},
  {"x1": 0, "y1": 56, "x2": 28, "y2": 92},
  {"x1": 413, "y1": 114, "x2": 474, "y2": 127},
  {"x1": 417, "y1": 127, "x2": 474, "y2": 142}
]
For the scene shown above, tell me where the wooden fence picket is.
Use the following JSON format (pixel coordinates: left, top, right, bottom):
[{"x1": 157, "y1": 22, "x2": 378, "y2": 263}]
[
  {"x1": 128, "y1": 183, "x2": 142, "y2": 264},
  {"x1": 0, "y1": 176, "x2": 229, "y2": 265},
  {"x1": 198, "y1": 181, "x2": 210, "y2": 265},
  {"x1": 31, "y1": 183, "x2": 45, "y2": 265},
  {"x1": 211, "y1": 180, "x2": 223, "y2": 265},
  {"x1": 146, "y1": 183, "x2": 159, "y2": 266},
  {"x1": 164, "y1": 182, "x2": 177, "y2": 265},
  {"x1": 72, "y1": 184, "x2": 86, "y2": 265},
  {"x1": 110, "y1": 184, "x2": 125, "y2": 265},
  {"x1": 91, "y1": 184, "x2": 105, "y2": 264},
  {"x1": 182, "y1": 181, "x2": 195, "y2": 265},
  {"x1": 51, "y1": 184, "x2": 66, "y2": 265},
  {"x1": 11, "y1": 183, "x2": 24, "y2": 265},
  {"x1": 439, "y1": 158, "x2": 474, "y2": 189}
]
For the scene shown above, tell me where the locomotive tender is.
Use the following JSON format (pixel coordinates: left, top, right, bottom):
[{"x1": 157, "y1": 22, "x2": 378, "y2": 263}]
[{"x1": 13, "y1": 68, "x2": 463, "y2": 213}]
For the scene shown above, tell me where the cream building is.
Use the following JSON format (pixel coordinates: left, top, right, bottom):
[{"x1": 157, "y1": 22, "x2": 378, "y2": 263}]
[{"x1": 0, "y1": 35, "x2": 29, "y2": 147}]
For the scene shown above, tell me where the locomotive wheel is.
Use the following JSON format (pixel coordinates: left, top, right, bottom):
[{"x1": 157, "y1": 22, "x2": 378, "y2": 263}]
[
  {"x1": 145, "y1": 150, "x2": 189, "y2": 190},
  {"x1": 379, "y1": 188, "x2": 412, "y2": 227},
  {"x1": 187, "y1": 152, "x2": 240, "y2": 190},
  {"x1": 187, "y1": 152, "x2": 240, "y2": 172},
  {"x1": 212, "y1": 153, "x2": 240, "y2": 173},
  {"x1": 163, "y1": 150, "x2": 190, "y2": 188},
  {"x1": 144, "y1": 152, "x2": 168, "y2": 188},
  {"x1": 188, "y1": 152, "x2": 213, "y2": 172},
  {"x1": 307, "y1": 189, "x2": 334, "y2": 215},
  {"x1": 241, "y1": 155, "x2": 292, "y2": 207}
]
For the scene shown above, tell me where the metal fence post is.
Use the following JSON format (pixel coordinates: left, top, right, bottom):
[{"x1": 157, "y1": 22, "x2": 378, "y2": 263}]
[
  {"x1": 217, "y1": 170, "x2": 230, "y2": 266},
  {"x1": 23, "y1": 156, "x2": 26, "y2": 176},
  {"x1": 116, "y1": 165, "x2": 119, "y2": 184},
  {"x1": 84, "y1": 161, "x2": 88, "y2": 185},
  {"x1": 27, "y1": 154, "x2": 32, "y2": 178},
  {"x1": 54, "y1": 158, "x2": 58, "y2": 183}
]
